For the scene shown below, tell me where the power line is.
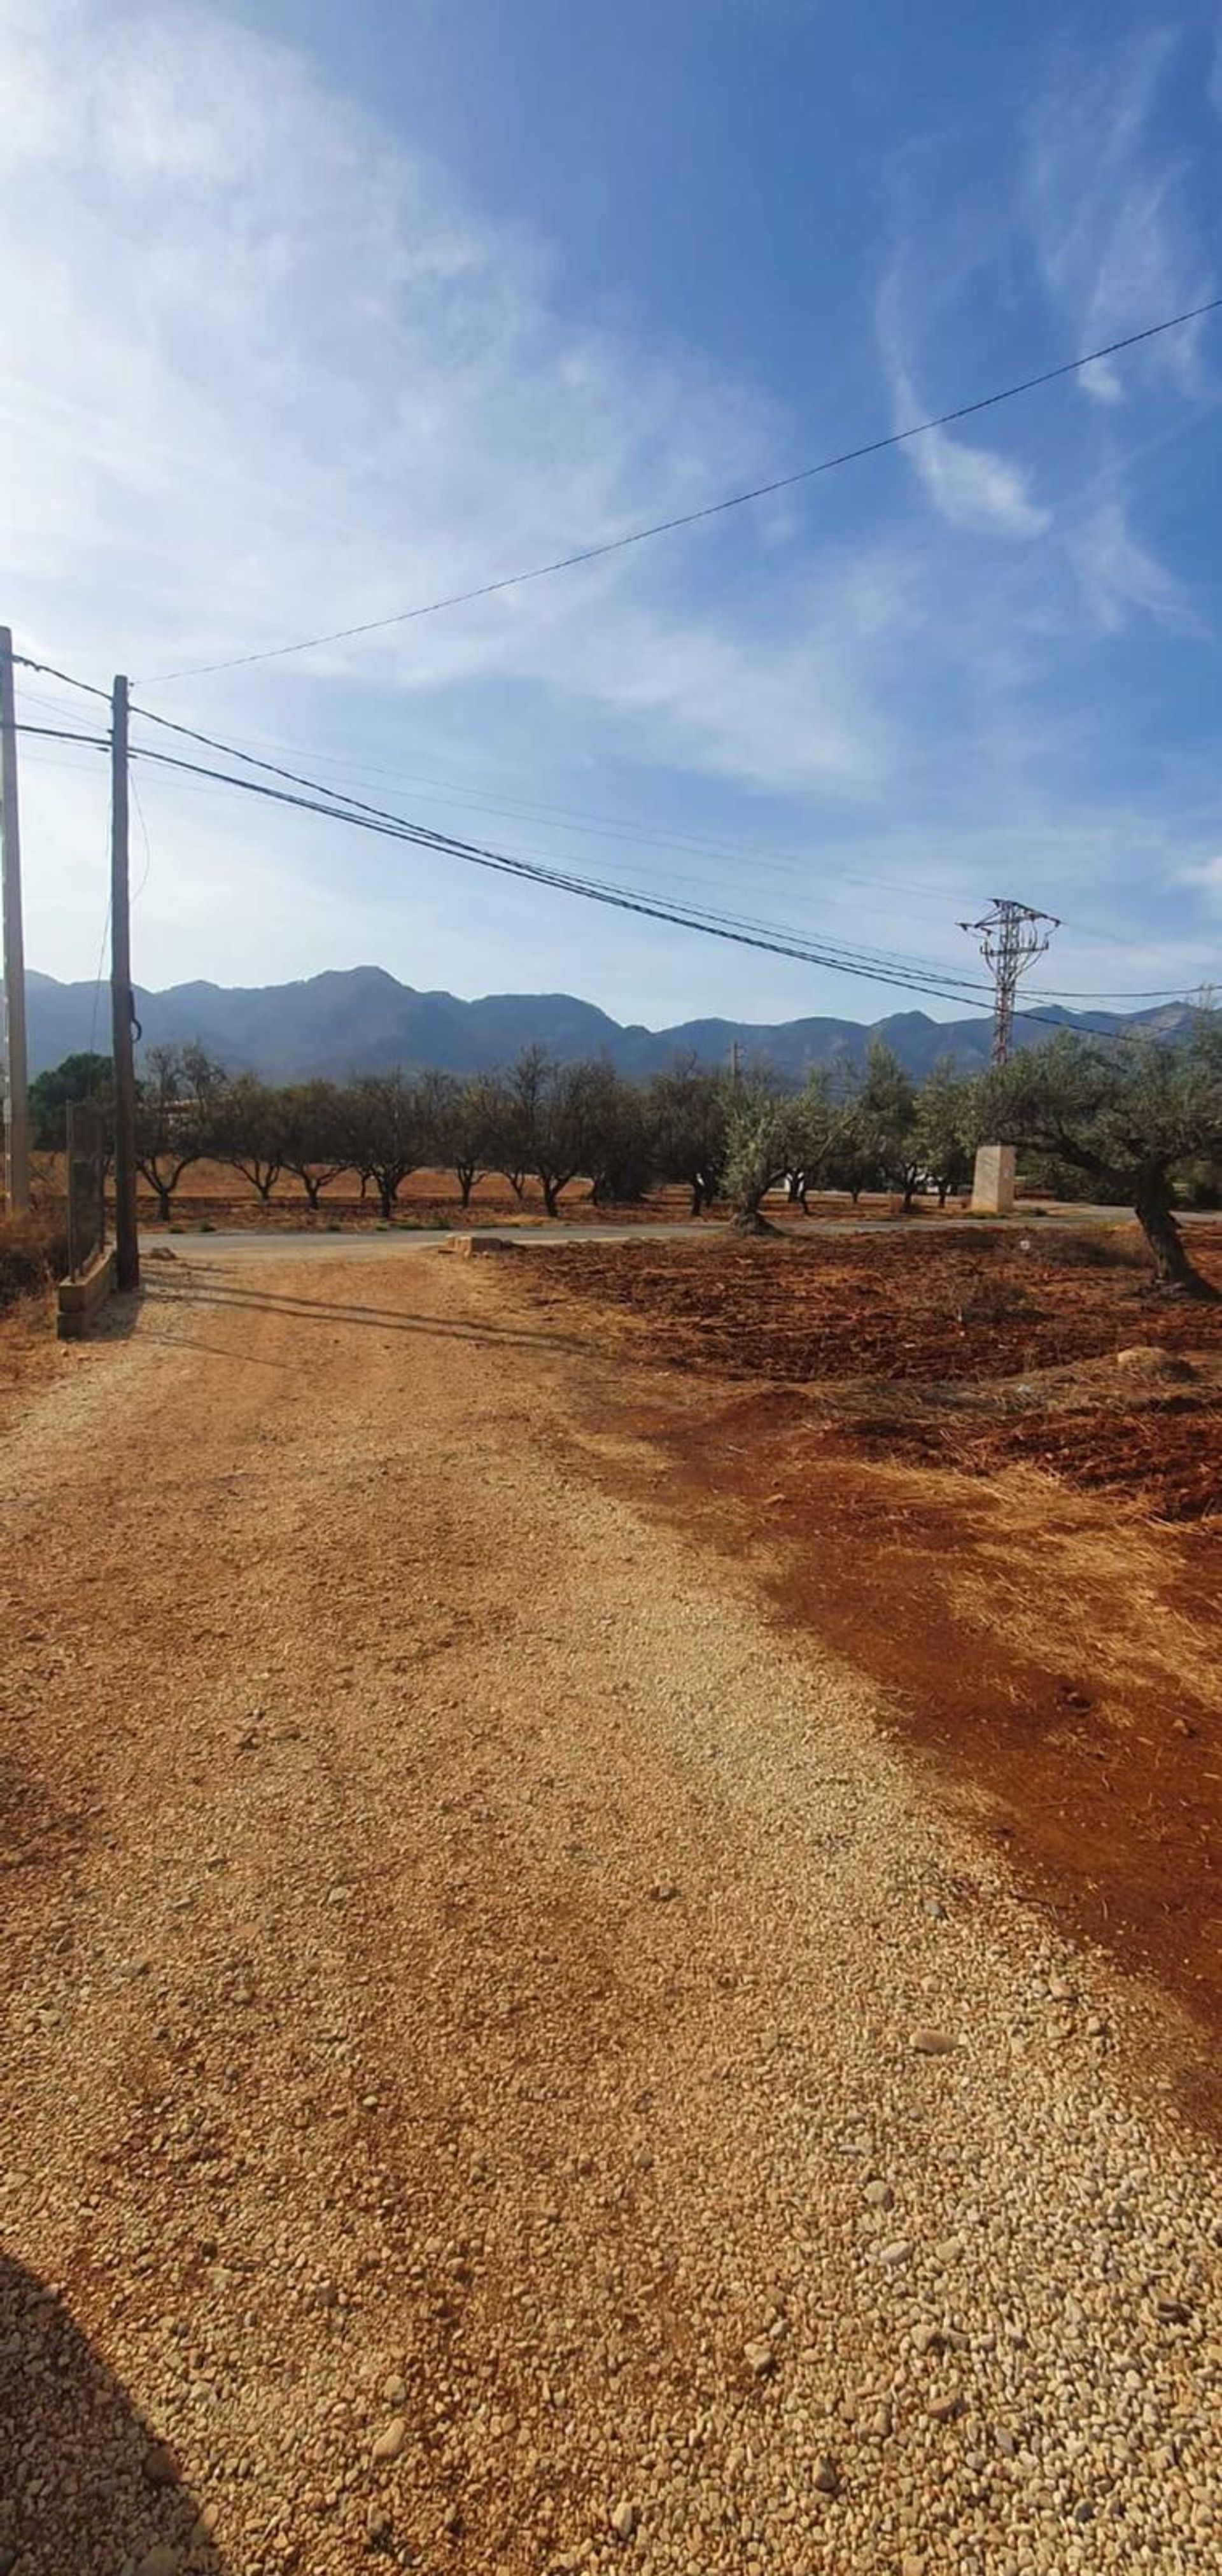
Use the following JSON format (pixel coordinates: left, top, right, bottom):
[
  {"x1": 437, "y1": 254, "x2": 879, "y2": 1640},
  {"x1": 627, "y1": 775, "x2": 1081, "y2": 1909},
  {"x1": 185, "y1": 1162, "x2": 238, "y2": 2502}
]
[
  {"x1": 128, "y1": 739, "x2": 1013, "y2": 1011},
  {"x1": 9, "y1": 663, "x2": 1207, "y2": 1013},
  {"x1": 13, "y1": 721, "x2": 108, "y2": 749},
  {"x1": 130, "y1": 707, "x2": 1022, "y2": 963},
  {"x1": 11, "y1": 654, "x2": 112, "y2": 705},
  {"x1": 141, "y1": 294, "x2": 1222, "y2": 683},
  {"x1": 127, "y1": 701, "x2": 1202, "y2": 1004},
  {"x1": 130, "y1": 735, "x2": 1198, "y2": 1038},
  {"x1": 131, "y1": 707, "x2": 971, "y2": 921},
  {"x1": 126, "y1": 702, "x2": 999, "y2": 999},
  {"x1": 18, "y1": 652, "x2": 1206, "y2": 990}
]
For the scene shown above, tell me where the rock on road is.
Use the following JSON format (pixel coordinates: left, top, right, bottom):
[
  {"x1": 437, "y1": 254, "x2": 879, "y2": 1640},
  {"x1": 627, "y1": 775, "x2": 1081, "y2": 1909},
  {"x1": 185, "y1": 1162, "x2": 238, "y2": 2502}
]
[{"x1": 1, "y1": 1250, "x2": 1216, "y2": 2575}]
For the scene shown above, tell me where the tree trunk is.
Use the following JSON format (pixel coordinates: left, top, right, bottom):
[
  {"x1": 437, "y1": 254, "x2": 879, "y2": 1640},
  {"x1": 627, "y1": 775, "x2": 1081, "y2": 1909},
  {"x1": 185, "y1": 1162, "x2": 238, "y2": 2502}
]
[
  {"x1": 155, "y1": 1183, "x2": 171, "y2": 1223},
  {"x1": 257, "y1": 1175, "x2": 275, "y2": 1202},
  {"x1": 541, "y1": 1177, "x2": 559, "y2": 1219},
  {"x1": 378, "y1": 1181, "x2": 393, "y2": 1220},
  {"x1": 303, "y1": 1174, "x2": 321, "y2": 1210},
  {"x1": 689, "y1": 1179, "x2": 703, "y2": 1218},
  {"x1": 1134, "y1": 1175, "x2": 1216, "y2": 1297},
  {"x1": 457, "y1": 1166, "x2": 474, "y2": 1207}
]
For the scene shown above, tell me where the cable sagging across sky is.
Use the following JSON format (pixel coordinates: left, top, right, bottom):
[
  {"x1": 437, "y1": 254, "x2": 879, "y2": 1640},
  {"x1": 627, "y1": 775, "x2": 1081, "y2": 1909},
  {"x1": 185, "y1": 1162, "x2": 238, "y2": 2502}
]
[{"x1": 141, "y1": 295, "x2": 1222, "y2": 682}]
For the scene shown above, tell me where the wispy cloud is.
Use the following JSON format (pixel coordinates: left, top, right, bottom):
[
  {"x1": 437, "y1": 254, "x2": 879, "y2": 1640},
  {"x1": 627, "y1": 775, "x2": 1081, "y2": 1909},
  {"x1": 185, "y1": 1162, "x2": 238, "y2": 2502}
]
[
  {"x1": 1178, "y1": 853, "x2": 1222, "y2": 896},
  {"x1": 893, "y1": 380, "x2": 1050, "y2": 538},
  {"x1": 875, "y1": 272, "x2": 1051, "y2": 539},
  {"x1": 0, "y1": 0, "x2": 901, "y2": 808},
  {"x1": 1026, "y1": 31, "x2": 1214, "y2": 401},
  {"x1": 2, "y1": 0, "x2": 1219, "y2": 1015},
  {"x1": 1069, "y1": 491, "x2": 1199, "y2": 633}
]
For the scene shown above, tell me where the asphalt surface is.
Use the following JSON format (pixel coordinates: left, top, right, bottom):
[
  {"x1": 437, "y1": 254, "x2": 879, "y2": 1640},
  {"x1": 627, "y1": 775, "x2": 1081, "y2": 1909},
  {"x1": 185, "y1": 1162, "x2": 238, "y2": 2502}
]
[{"x1": 152, "y1": 1207, "x2": 1146, "y2": 1261}]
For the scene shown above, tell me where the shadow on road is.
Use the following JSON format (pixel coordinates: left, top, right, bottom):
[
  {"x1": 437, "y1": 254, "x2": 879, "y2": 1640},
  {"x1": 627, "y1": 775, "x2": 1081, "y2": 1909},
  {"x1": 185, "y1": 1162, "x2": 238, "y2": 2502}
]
[
  {"x1": 148, "y1": 1271, "x2": 589, "y2": 1355},
  {"x1": 0, "y1": 2251, "x2": 223, "y2": 2574}
]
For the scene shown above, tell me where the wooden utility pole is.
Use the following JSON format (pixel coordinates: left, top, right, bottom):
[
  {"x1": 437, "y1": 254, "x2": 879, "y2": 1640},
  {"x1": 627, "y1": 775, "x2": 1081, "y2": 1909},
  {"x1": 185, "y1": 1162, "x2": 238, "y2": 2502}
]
[
  {"x1": 109, "y1": 674, "x2": 139, "y2": 1290},
  {"x1": 0, "y1": 626, "x2": 31, "y2": 1213}
]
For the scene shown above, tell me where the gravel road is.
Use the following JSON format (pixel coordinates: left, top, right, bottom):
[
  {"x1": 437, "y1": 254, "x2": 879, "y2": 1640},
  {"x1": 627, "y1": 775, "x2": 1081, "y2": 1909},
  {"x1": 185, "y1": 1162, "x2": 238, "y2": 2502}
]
[{"x1": 1, "y1": 1251, "x2": 1216, "y2": 2576}]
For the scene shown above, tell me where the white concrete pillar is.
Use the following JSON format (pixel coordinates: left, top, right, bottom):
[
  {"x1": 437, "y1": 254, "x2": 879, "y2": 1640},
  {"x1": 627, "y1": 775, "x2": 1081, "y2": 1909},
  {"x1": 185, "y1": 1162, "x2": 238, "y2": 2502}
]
[{"x1": 971, "y1": 1143, "x2": 1016, "y2": 1216}]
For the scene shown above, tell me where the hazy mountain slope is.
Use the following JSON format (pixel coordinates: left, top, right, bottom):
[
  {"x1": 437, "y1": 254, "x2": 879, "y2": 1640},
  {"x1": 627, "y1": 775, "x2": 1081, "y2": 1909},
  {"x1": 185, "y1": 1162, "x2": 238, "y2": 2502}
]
[{"x1": 22, "y1": 966, "x2": 1193, "y2": 1083}]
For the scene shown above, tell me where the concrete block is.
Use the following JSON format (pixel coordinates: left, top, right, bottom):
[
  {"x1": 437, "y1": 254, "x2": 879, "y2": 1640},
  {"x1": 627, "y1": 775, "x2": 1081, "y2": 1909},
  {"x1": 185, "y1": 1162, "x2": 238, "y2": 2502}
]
[
  {"x1": 440, "y1": 1233, "x2": 521, "y2": 1258},
  {"x1": 971, "y1": 1143, "x2": 1016, "y2": 1217},
  {"x1": 57, "y1": 1247, "x2": 118, "y2": 1339}
]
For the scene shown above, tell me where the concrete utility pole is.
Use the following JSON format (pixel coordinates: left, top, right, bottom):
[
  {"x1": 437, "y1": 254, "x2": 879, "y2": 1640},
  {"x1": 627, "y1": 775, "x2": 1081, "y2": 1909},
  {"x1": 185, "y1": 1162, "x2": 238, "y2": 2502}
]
[
  {"x1": 109, "y1": 674, "x2": 139, "y2": 1290},
  {"x1": 960, "y1": 896, "x2": 1060, "y2": 1067},
  {"x1": 960, "y1": 896, "x2": 1060, "y2": 1215},
  {"x1": 0, "y1": 626, "x2": 31, "y2": 1213}
]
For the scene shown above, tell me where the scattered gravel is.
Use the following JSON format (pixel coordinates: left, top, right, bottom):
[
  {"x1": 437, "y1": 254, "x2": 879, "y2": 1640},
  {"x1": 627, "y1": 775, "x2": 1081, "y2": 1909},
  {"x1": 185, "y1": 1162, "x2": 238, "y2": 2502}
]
[{"x1": 0, "y1": 1249, "x2": 1217, "y2": 2573}]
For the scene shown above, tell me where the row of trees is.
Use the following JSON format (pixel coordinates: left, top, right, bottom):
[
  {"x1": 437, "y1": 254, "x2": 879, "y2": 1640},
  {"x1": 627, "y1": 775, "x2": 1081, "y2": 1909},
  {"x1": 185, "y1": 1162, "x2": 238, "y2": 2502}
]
[
  {"x1": 30, "y1": 1039, "x2": 978, "y2": 1221},
  {"x1": 30, "y1": 1015, "x2": 1222, "y2": 1292}
]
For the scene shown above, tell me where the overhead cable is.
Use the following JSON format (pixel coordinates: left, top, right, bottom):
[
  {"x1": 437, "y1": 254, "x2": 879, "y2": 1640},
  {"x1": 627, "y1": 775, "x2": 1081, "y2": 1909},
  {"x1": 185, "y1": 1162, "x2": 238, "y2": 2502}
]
[
  {"x1": 126, "y1": 706, "x2": 997, "y2": 999},
  {"x1": 141, "y1": 295, "x2": 1222, "y2": 681}
]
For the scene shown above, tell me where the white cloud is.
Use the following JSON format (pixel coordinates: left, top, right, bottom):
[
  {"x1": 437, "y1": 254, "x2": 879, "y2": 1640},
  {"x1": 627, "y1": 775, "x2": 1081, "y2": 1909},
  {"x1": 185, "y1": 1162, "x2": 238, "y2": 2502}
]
[
  {"x1": 1178, "y1": 853, "x2": 1222, "y2": 894},
  {"x1": 1027, "y1": 31, "x2": 1214, "y2": 402},
  {"x1": 0, "y1": 0, "x2": 888, "y2": 804},
  {"x1": 1069, "y1": 492, "x2": 1199, "y2": 633},
  {"x1": 1, "y1": 0, "x2": 1218, "y2": 1015},
  {"x1": 876, "y1": 288, "x2": 1050, "y2": 538},
  {"x1": 901, "y1": 416, "x2": 1050, "y2": 540}
]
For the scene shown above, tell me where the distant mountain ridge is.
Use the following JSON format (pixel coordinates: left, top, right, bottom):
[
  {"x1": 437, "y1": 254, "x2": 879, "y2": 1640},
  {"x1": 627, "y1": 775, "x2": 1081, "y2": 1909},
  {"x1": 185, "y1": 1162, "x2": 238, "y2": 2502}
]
[{"x1": 23, "y1": 966, "x2": 1196, "y2": 1085}]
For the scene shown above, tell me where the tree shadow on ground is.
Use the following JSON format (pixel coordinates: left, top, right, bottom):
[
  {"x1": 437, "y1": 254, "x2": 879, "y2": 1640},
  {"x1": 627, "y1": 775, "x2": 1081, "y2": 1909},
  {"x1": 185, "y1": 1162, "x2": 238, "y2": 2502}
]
[
  {"x1": 0, "y1": 2252, "x2": 223, "y2": 2576},
  {"x1": 146, "y1": 1271, "x2": 589, "y2": 1354}
]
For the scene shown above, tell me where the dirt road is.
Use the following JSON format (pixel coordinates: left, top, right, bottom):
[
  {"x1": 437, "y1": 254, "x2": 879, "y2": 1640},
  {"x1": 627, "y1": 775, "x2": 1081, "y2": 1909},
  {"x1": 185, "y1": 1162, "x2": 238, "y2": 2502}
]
[{"x1": 1, "y1": 1251, "x2": 1216, "y2": 2575}]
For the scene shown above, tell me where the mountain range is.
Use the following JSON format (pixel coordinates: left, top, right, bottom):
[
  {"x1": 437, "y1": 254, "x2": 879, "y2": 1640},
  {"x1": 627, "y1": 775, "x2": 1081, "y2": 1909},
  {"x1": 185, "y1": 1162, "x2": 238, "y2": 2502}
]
[{"x1": 24, "y1": 967, "x2": 1195, "y2": 1086}]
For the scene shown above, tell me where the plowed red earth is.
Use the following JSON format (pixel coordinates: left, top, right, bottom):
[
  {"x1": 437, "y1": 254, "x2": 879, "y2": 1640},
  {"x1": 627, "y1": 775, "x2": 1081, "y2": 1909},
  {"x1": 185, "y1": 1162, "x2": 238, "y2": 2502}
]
[
  {"x1": 542, "y1": 1225, "x2": 1222, "y2": 1385},
  {"x1": 853, "y1": 1395, "x2": 1221, "y2": 1521},
  {"x1": 520, "y1": 1227, "x2": 1221, "y2": 2057}
]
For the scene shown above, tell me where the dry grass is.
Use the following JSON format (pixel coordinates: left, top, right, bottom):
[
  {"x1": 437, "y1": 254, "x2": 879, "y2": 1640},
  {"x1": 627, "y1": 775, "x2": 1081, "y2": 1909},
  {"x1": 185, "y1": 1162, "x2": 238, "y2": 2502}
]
[{"x1": 0, "y1": 1211, "x2": 69, "y2": 1315}]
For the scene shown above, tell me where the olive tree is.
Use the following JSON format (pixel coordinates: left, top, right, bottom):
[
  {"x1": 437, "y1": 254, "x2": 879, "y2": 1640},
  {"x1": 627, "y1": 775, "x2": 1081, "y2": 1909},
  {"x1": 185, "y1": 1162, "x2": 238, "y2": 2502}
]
[
  {"x1": 981, "y1": 1020, "x2": 1222, "y2": 1296},
  {"x1": 857, "y1": 1039, "x2": 920, "y2": 1207},
  {"x1": 783, "y1": 1066, "x2": 841, "y2": 1209},
  {"x1": 723, "y1": 1076, "x2": 798, "y2": 1232},
  {"x1": 913, "y1": 1058, "x2": 977, "y2": 1207}
]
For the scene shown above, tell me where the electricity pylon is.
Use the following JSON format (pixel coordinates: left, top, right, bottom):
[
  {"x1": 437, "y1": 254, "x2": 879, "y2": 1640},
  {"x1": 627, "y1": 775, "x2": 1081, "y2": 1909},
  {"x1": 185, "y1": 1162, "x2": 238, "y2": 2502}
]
[{"x1": 960, "y1": 898, "x2": 1060, "y2": 1066}]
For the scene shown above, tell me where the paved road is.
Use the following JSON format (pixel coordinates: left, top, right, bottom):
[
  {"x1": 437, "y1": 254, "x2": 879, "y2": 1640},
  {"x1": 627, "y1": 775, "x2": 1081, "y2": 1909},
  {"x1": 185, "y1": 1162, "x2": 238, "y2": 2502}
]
[
  {"x1": 154, "y1": 1206, "x2": 1149, "y2": 1260},
  {"x1": 1, "y1": 1251, "x2": 1214, "y2": 2573}
]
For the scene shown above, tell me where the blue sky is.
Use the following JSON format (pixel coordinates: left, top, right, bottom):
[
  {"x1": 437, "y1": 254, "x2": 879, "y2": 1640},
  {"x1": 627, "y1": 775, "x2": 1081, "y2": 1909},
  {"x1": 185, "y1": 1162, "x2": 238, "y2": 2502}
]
[{"x1": 3, "y1": 0, "x2": 1220, "y2": 1031}]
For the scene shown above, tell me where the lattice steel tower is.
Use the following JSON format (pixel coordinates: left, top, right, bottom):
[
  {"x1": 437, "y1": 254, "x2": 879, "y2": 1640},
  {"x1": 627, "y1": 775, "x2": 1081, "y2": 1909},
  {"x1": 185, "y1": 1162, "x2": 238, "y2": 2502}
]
[{"x1": 960, "y1": 898, "x2": 1060, "y2": 1065}]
